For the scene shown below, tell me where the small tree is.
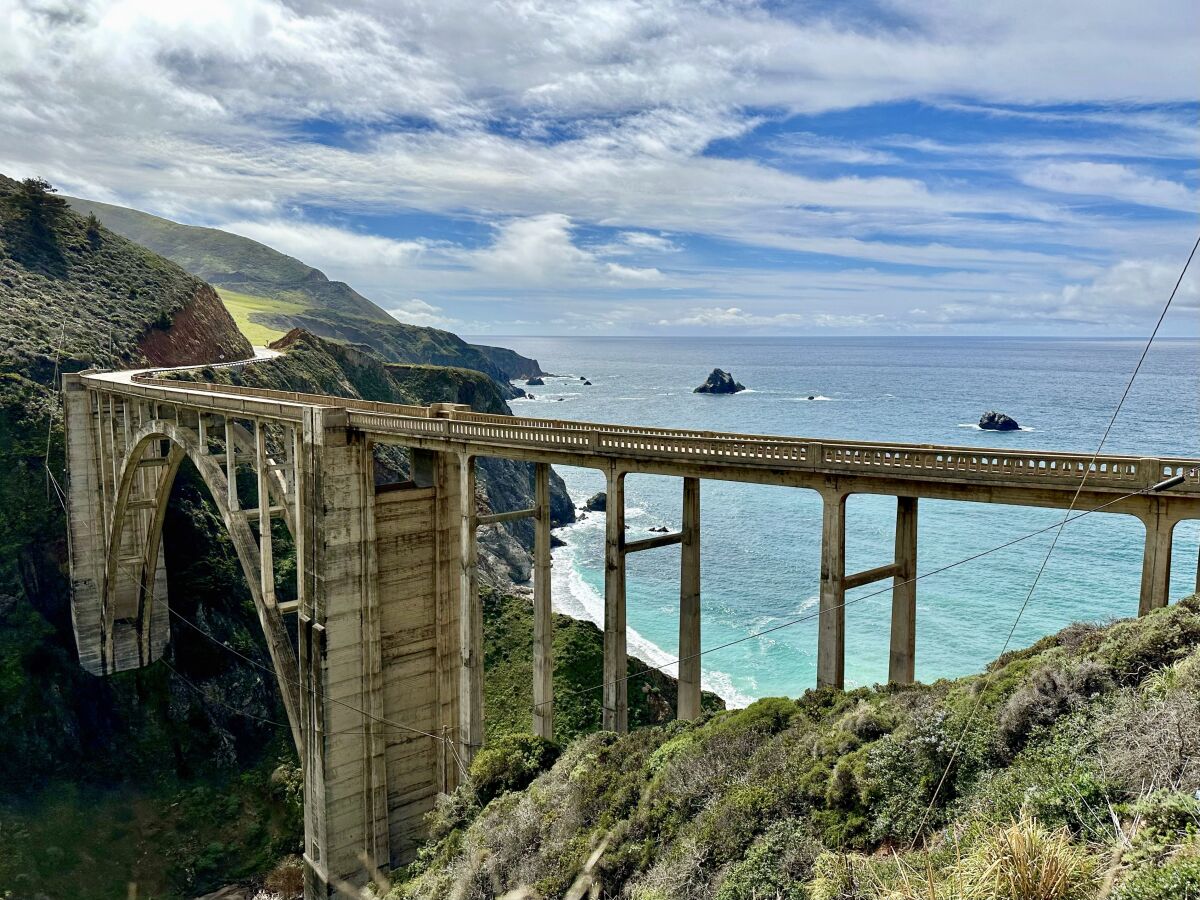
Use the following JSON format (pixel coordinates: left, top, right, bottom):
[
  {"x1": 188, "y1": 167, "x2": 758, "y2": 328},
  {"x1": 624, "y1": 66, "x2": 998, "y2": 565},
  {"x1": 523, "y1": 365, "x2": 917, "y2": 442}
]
[
  {"x1": 2, "y1": 177, "x2": 69, "y2": 231},
  {"x1": 85, "y1": 211, "x2": 102, "y2": 247}
]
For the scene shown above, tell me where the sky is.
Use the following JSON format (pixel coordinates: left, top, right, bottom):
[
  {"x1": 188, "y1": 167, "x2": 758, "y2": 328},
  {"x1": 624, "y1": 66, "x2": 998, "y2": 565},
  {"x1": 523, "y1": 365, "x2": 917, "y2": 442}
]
[{"x1": 0, "y1": 0, "x2": 1197, "y2": 336}]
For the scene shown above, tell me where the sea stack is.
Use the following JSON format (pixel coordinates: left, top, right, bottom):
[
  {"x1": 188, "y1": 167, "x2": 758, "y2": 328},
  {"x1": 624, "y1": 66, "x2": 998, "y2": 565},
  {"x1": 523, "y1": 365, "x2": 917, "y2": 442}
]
[
  {"x1": 584, "y1": 491, "x2": 607, "y2": 512},
  {"x1": 694, "y1": 368, "x2": 746, "y2": 394},
  {"x1": 526, "y1": 376, "x2": 545, "y2": 386},
  {"x1": 979, "y1": 411, "x2": 1021, "y2": 431}
]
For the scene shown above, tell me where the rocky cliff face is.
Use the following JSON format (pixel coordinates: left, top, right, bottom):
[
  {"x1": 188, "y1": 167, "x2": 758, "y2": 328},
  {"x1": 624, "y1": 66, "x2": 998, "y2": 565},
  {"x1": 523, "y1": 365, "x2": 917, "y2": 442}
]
[
  {"x1": 181, "y1": 330, "x2": 576, "y2": 588},
  {"x1": 138, "y1": 282, "x2": 253, "y2": 365}
]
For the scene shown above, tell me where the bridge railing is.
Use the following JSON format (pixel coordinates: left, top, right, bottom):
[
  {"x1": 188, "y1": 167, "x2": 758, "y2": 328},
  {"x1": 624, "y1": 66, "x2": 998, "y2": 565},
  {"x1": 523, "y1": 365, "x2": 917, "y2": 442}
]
[{"x1": 83, "y1": 374, "x2": 1200, "y2": 495}]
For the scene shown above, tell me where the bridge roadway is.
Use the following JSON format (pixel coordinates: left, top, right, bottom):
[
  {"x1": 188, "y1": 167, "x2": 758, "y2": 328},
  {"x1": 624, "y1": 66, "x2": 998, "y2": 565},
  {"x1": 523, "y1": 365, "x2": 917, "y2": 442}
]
[{"x1": 64, "y1": 361, "x2": 1200, "y2": 898}]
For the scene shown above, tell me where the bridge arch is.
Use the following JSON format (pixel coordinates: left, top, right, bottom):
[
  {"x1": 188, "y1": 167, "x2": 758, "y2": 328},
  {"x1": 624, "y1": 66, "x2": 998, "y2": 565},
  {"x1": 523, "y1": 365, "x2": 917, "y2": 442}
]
[{"x1": 101, "y1": 416, "x2": 302, "y2": 751}]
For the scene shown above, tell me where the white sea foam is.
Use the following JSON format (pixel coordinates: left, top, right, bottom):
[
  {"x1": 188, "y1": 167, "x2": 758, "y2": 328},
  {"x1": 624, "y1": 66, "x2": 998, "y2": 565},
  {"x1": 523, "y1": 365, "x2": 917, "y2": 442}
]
[
  {"x1": 551, "y1": 515, "x2": 753, "y2": 708},
  {"x1": 957, "y1": 423, "x2": 1035, "y2": 432}
]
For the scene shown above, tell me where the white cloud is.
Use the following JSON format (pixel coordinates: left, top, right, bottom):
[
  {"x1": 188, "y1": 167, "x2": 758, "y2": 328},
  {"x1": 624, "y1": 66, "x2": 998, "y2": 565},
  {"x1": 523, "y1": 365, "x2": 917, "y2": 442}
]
[
  {"x1": 218, "y1": 219, "x2": 432, "y2": 268},
  {"x1": 1022, "y1": 162, "x2": 1197, "y2": 210},
  {"x1": 474, "y1": 214, "x2": 661, "y2": 285},
  {"x1": 387, "y1": 298, "x2": 456, "y2": 328},
  {"x1": 0, "y1": 0, "x2": 1195, "y2": 334},
  {"x1": 665, "y1": 306, "x2": 889, "y2": 330}
]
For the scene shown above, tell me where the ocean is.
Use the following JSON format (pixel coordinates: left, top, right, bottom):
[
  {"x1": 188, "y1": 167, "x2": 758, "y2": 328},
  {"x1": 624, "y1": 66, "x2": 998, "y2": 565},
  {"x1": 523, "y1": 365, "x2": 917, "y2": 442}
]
[{"x1": 473, "y1": 336, "x2": 1200, "y2": 706}]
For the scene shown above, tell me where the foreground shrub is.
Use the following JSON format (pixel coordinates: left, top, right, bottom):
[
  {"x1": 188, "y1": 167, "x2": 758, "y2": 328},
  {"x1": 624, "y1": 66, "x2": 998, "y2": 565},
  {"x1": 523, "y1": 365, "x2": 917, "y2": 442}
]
[
  {"x1": 1114, "y1": 856, "x2": 1200, "y2": 900},
  {"x1": 955, "y1": 814, "x2": 1097, "y2": 900},
  {"x1": 995, "y1": 661, "x2": 1113, "y2": 759},
  {"x1": 714, "y1": 818, "x2": 821, "y2": 900},
  {"x1": 469, "y1": 732, "x2": 560, "y2": 804}
]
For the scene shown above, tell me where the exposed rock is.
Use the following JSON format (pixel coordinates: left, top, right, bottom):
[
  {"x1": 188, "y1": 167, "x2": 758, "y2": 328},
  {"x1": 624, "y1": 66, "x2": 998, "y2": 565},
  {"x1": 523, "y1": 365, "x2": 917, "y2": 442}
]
[
  {"x1": 807, "y1": 395, "x2": 816, "y2": 400},
  {"x1": 550, "y1": 534, "x2": 566, "y2": 549},
  {"x1": 693, "y1": 368, "x2": 745, "y2": 394},
  {"x1": 526, "y1": 376, "x2": 545, "y2": 386},
  {"x1": 649, "y1": 525, "x2": 670, "y2": 533},
  {"x1": 526, "y1": 393, "x2": 536, "y2": 400},
  {"x1": 585, "y1": 491, "x2": 607, "y2": 512},
  {"x1": 583, "y1": 380, "x2": 592, "y2": 385},
  {"x1": 979, "y1": 410, "x2": 1021, "y2": 431},
  {"x1": 556, "y1": 397, "x2": 564, "y2": 401}
]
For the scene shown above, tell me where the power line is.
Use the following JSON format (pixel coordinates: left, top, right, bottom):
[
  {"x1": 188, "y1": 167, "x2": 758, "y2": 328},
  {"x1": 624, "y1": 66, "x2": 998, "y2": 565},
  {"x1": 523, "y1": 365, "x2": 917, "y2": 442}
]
[
  {"x1": 162, "y1": 657, "x2": 290, "y2": 730},
  {"x1": 165, "y1": 604, "x2": 464, "y2": 758},
  {"x1": 532, "y1": 479, "x2": 1185, "y2": 714},
  {"x1": 908, "y1": 230, "x2": 1200, "y2": 847}
]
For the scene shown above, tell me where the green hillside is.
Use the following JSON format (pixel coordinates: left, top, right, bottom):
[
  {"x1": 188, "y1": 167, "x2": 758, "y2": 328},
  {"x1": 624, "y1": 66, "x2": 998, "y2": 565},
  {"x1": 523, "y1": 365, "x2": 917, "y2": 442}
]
[
  {"x1": 392, "y1": 597, "x2": 1200, "y2": 900},
  {"x1": 65, "y1": 196, "x2": 545, "y2": 384}
]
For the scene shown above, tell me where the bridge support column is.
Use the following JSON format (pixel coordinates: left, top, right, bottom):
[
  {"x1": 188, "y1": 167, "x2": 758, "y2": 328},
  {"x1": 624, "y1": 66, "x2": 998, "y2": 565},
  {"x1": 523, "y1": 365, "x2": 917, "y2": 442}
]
[
  {"x1": 457, "y1": 453, "x2": 485, "y2": 760},
  {"x1": 533, "y1": 462, "x2": 554, "y2": 739},
  {"x1": 64, "y1": 374, "x2": 107, "y2": 675},
  {"x1": 603, "y1": 466, "x2": 627, "y2": 732},
  {"x1": 817, "y1": 488, "x2": 847, "y2": 690},
  {"x1": 1139, "y1": 501, "x2": 1174, "y2": 615},
  {"x1": 889, "y1": 496, "x2": 918, "y2": 685},
  {"x1": 678, "y1": 477, "x2": 702, "y2": 720},
  {"x1": 300, "y1": 408, "x2": 390, "y2": 898}
]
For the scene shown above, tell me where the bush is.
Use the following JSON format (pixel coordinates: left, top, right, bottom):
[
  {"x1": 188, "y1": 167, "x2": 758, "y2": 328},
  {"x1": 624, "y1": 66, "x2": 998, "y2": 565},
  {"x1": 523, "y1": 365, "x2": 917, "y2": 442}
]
[
  {"x1": 1114, "y1": 856, "x2": 1200, "y2": 900},
  {"x1": 995, "y1": 661, "x2": 1113, "y2": 759},
  {"x1": 1099, "y1": 601, "x2": 1200, "y2": 683},
  {"x1": 1121, "y1": 790, "x2": 1200, "y2": 870},
  {"x1": 715, "y1": 818, "x2": 821, "y2": 900},
  {"x1": 264, "y1": 855, "x2": 304, "y2": 898},
  {"x1": 954, "y1": 813, "x2": 1097, "y2": 900},
  {"x1": 469, "y1": 732, "x2": 560, "y2": 805}
]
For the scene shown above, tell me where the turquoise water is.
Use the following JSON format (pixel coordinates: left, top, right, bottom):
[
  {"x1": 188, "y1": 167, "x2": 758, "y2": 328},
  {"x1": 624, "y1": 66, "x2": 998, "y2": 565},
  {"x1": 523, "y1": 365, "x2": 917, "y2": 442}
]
[{"x1": 478, "y1": 337, "x2": 1200, "y2": 705}]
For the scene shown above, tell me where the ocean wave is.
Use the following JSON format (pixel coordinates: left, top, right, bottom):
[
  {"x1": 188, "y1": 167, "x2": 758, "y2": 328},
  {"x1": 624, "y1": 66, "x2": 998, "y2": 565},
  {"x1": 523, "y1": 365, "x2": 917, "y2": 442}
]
[{"x1": 551, "y1": 516, "x2": 753, "y2": 708}]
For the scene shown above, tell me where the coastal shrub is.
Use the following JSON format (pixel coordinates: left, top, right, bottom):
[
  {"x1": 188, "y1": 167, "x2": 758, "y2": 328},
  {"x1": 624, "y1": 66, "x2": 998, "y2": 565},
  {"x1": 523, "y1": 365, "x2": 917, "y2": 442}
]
[
  {"x1": 1099, "y1": 599, "x2": 1200, "y2": 683},
  {"x1": 953, "y1": 814, "x2": 1097, "y2": 900},
  {"x1": 1113, "y1": 856, "x2": 1200, "y2": 900},
  {"x1": 967, "y1": 715, "x2": 1113, "y2": 840},
  {"x1": 714, "y1": 818, "x2": 821, "y2": 900},
  {"x1": 995, "y1": 660, "x2": 1113, "y2": 759},
  {"x1": 1121, "y1": 790, "x2": 1200, "y2": 870},
  {"x1": 263, "y1": 855, "x2": 304, "y2": 898},
  {"x1": 469, "y1": 732, "x2": 560, "y2": 804},
  {"x1": 859, "y1": 706, "x2": 975, "y2": 845},
  {"x1": 1094, "y1": 674, "x2": 1200, "y2": 794},
  {"x1": 425, "y1": 783, "x2": 482, "y2": 842}
]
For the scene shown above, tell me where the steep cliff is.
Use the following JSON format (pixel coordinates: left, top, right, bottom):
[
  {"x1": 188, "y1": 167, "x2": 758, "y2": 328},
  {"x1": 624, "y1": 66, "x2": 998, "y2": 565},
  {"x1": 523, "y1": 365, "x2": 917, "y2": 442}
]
[
  {"x1": 0, "y1": 176, "x2": 296, "y2": 897},
  {"x1": 173, "y1": 329, "x2": 576, "y2": 586}
]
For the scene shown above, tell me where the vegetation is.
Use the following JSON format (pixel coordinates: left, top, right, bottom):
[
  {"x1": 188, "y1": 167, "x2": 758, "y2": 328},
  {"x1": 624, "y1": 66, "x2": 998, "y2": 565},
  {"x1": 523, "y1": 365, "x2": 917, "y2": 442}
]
[
  {"x1": 218, "y1": 287, "x2": 311, "y2": 344},
  {"x1": 387, "y1": 596, "x2": 1200, "y2": 900},
  {"x1": 65, "y1": 196, "x2": 545, "y2": 385}
]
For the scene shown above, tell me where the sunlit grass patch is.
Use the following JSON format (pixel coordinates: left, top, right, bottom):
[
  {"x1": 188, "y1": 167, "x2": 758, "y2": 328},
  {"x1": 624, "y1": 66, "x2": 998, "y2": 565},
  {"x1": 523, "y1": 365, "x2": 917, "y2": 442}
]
[{"x1": 218, "y1": 289, "x2": 308, "y2": 345}]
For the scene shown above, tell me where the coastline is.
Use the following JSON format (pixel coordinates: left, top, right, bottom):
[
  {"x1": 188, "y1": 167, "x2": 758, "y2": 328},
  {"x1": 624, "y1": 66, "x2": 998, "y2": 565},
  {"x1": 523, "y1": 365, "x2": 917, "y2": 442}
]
[{"x1": 550, "y1": 495, "x2": 756, "y2": 709}]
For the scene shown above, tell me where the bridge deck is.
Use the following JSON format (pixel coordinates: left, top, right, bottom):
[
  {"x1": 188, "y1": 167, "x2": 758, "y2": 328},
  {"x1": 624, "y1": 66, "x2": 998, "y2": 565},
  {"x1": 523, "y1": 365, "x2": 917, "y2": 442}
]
[{"x1": 82, "y1": 369, "x2": 1200, "y2": 503}]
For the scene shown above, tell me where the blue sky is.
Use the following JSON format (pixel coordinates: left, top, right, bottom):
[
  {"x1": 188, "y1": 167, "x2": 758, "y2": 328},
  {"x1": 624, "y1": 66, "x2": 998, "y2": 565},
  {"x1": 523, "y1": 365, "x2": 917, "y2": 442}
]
[{"x1": 0, "y1": 0, "x2": 1196, "y2": 335}]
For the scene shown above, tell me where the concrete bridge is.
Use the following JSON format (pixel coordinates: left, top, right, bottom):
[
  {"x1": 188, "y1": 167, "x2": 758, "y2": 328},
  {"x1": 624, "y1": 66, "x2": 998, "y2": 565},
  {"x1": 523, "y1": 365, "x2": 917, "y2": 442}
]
[{"x1": 62, "y1": 363, "x2": 1200, "y2": 897}]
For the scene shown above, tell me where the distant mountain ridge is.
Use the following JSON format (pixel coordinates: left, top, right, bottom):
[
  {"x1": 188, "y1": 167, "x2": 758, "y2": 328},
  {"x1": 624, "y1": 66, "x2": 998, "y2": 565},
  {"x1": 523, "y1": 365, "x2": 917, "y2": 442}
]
[{"x1": 65, "y1": 197, "x2": 544, "y2": 387}]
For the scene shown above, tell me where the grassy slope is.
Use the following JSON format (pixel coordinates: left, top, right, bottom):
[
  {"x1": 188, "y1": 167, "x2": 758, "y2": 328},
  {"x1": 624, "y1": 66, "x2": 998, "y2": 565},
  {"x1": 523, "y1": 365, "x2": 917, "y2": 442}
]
[
  {"x1": 218, "y1": 287, "x2": 310, "y2": 344},
  {"x1": 66, "y1": 196, "x2": 544, "y2": 382},
  {"x1": 393, "y1": 597, "x2": 1200, "y2": 900}
]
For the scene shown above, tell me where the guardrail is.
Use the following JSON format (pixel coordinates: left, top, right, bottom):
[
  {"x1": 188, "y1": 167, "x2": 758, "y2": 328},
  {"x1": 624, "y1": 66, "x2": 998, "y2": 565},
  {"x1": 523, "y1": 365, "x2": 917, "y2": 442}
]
[{"x1": 81, "y1": 372, "x2": 1200, "y2": 495}]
